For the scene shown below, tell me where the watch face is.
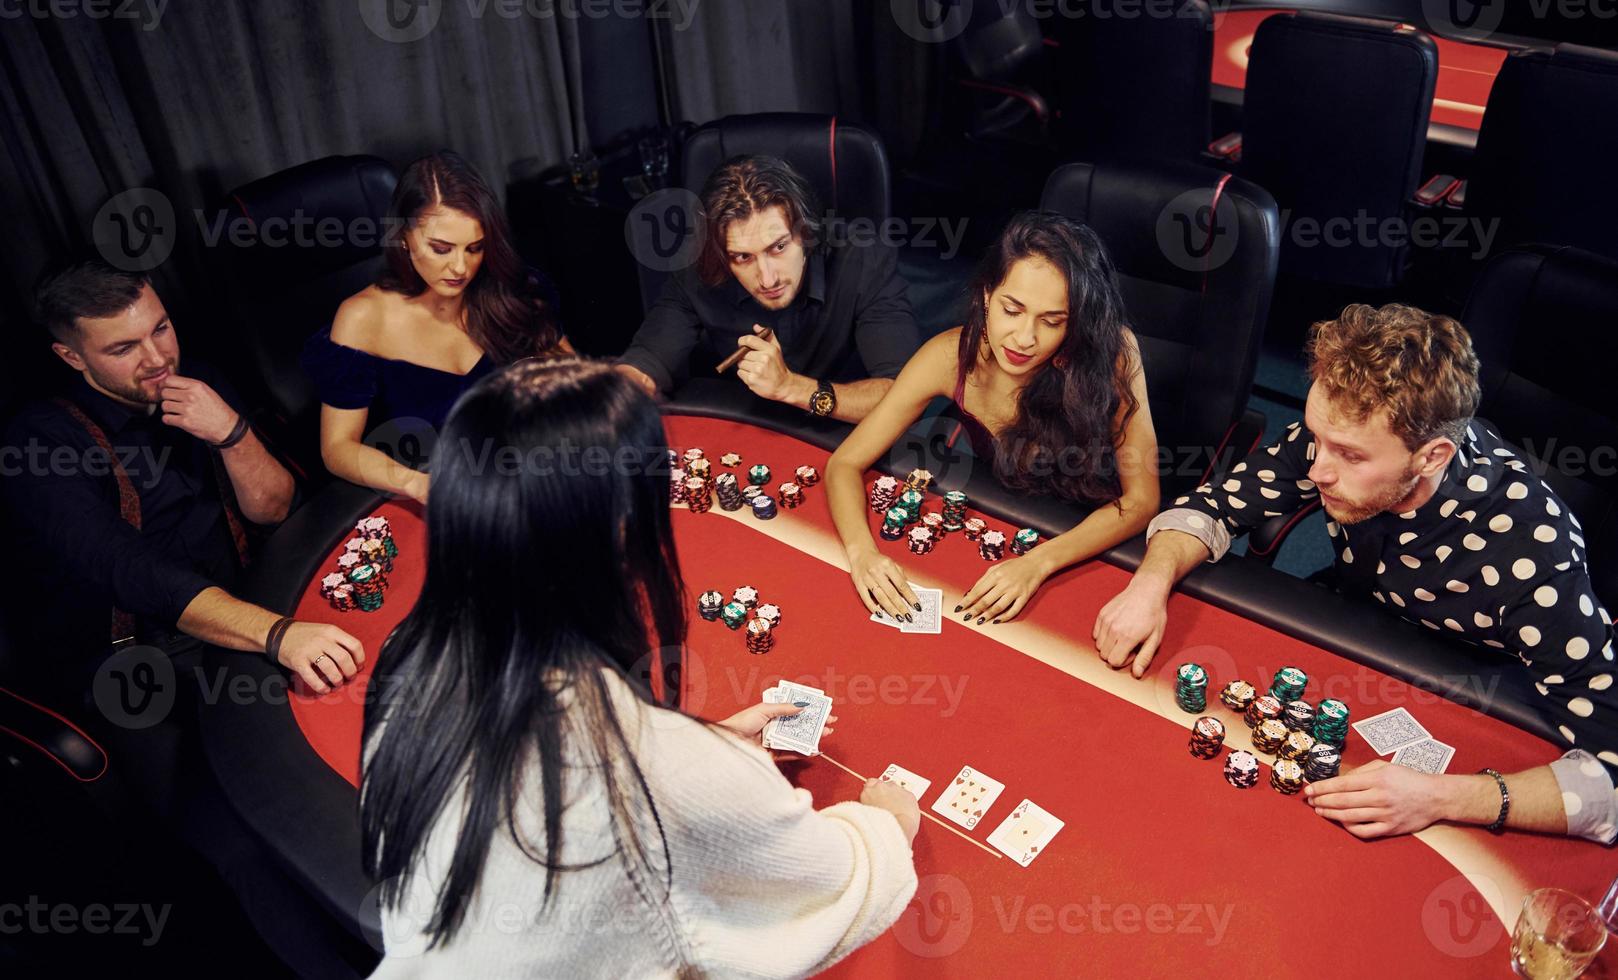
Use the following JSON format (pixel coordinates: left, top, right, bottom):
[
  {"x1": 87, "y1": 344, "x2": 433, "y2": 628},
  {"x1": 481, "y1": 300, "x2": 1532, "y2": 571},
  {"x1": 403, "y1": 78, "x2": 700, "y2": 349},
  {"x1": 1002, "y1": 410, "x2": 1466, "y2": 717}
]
[{"x1": 811, "y1": 390, "x2": 835, "y2": 415}]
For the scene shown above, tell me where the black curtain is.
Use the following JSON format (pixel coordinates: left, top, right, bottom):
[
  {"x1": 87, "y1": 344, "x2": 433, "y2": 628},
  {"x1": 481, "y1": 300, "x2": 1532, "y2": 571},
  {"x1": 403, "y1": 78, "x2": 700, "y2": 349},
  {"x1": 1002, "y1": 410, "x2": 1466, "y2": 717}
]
[{"x1": 0, "y1": 0, "x2": 588, "y2": 401}]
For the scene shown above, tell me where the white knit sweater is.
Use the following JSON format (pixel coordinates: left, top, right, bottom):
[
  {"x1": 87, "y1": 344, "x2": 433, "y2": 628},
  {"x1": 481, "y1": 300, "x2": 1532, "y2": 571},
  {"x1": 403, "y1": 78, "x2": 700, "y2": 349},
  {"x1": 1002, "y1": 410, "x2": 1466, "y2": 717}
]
[{"x1": 368, "y1": 672, "x2": 918, "y2": 979}]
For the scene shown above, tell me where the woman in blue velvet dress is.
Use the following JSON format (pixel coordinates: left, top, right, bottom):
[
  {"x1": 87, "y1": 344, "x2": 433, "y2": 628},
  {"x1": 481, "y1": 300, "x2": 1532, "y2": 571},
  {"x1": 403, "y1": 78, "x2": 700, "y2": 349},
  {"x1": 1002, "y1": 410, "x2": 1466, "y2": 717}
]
[{"x1": 302, "y1": 151, "x2": 569, "y2": 502}]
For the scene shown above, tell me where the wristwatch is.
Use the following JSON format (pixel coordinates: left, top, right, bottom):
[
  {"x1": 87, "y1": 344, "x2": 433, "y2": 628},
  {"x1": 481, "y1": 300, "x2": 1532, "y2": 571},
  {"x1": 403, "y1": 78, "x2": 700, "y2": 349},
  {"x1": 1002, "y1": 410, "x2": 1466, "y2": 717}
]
[{"x1": 808, "y1": 379, "x2": 836, "y2": 417}]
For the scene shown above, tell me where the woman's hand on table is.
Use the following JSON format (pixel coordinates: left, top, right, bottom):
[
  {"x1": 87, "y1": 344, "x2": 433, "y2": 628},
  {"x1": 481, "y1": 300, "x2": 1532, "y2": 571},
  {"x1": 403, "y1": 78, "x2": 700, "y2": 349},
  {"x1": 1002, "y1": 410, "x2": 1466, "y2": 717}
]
[
  {"x1": 848, "y1": 547, "x2": 919, "y2": 623},
  {"x1": 957, "y1": 554, "x2": 1050, "y2": 624}
]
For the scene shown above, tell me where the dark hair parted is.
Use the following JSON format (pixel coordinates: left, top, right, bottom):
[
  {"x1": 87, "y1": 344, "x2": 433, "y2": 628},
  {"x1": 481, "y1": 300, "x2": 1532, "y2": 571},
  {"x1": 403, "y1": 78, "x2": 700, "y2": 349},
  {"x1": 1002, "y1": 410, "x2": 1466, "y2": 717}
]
[
  {"x1": 957, "y1": 211, "x2": 1139, "y2": 504},
  {"x1": 360, "y1": 359, "x2": 686, "y2": 945},
  {"x1": 695, "y1": 155, "x2": 822, "y2": 288},
  {"x1": 380, "y1": 151, "x2": 561, "y2": 363},
  {"x1": 33, "y1": 258, "x2": 150, "y2": 344}
]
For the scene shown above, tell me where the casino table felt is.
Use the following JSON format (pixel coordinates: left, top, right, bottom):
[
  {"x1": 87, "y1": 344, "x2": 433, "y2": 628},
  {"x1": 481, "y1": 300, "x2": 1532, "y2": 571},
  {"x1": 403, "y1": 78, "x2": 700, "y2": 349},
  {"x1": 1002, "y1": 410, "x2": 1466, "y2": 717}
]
[{"x1": 282, "y1": 414, "x2": 1610, "y2": 978}]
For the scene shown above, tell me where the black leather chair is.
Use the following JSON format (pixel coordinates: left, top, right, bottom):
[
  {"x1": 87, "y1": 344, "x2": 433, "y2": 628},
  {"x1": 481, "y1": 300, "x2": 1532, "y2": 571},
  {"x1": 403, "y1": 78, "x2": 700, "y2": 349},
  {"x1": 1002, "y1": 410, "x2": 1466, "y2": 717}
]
[
  {"x1": 212, "y1": 155, "x2": 399, "y2": 477},
  {"x1": 1461, "y1": 245, "x2": 1618, "y2": 610},
  {"x1": 1449, "y1": 45, "x2": 1618, "y2": 302},
  {"x1": 1041, "y1": 160, "x2": 1280, "y2": 496},
  {"x1": 1045, "y1": 0, "x2": 1214, "y2": 165},
  {"x1": 633, "y1": 112, "x2": 893, "y2": 315},
  {"x1": 950, "y1": 2, "x2": 1053, "y2": 145},
  {"x1": 1240, "y1": 12, "x2": 1437, "y2": 291}
]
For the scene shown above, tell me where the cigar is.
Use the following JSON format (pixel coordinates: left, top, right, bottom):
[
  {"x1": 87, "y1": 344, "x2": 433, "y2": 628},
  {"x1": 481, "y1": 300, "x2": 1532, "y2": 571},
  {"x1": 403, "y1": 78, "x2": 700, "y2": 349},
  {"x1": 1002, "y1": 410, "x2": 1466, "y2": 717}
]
[{"x1": 716, "y1": 327, "x2": 773, "y2": 374}]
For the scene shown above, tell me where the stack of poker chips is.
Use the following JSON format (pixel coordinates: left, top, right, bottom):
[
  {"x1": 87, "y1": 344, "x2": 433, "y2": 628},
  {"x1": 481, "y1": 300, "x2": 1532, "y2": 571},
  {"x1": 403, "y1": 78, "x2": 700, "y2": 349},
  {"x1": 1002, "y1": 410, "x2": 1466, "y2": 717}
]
[
  {"x1": 1252, "y1": 718, "x2": 1288, "y2": 754},
  {"x1": 1244, "y1": 694, "x2": 1283, "y2": 730},
  {"x1": 778, "y1": 483, "x2": 804, "y2": 509},
  {"x1": 879, "y1": 506, "x2": 909, "y2": 541},
  {"x1": 732, "y1": 586, "x2": 759, "y2": 610},
  {"x1": 978, "y1": 529, "x2": 1006, "y2": 561},
  {"x1": 907, "y1": 526, "x2": 935, "y2": 555},
  {"x1": 962, "y1": 517, "x2": 987, "y2": 541},
  {"x1": 1281, "y1": 699, "x2": 1316, "y2": 732},
  {"x1": 751, "y1": 495, "x2": 778, "y2": 520},
  {"x1": 1304, "y1": 742, "x2": 1342, "y2": 781},
  {"x1": 1224, "y1": 750, "x2": 1261, "y2": 788},
  {"x1": 721, "y1": 602, "x2": 748, "y2": 630},
  {"x1": 920, "y1": 512, "x2": 945, "y2": 539},
  {"x1": 356, "y1": 516, "x2": 398, "y2": 559},
  {"x1": 904, "y1": 468, "x2": 933, "y2": 493},
  {"x1": 319, "y1": 572, "x2": 355, "y2": 611},
  {"x1": 748, "y1": 464, "x2": 771, "y2": 487},
  {"x1": 1188, "y1": 716, "x2": 1225, "y2": 759},
  {"x1": 794, "y1": 465, "x2": 819, "y2": 487},
  {"x1": 1270, "y1": 666, "x2": 1308, "y2": 704},
  {"x1": 1220, "y1": 679, "x2": 1258, "y2": 712},
  {"x1": 1313, "y1": 699, "x2": 1350, "y2": 747},
  {"x1": 361, "y1": 537, "x2": 392, "y2": 572},
  {"x1": 897, "y1": 488, "x2": 924, "y2": 523},
  {"x1": 1175, "y1": 663, "x2": 1209, "y2": 713},
  {"x1": 1279, "y1": 730, "x2": 1316, "y2": 761},
  {"x1": 687, "y1": 456, "x2": 711, "y2": 482},
  {"x1": 1010, "y1": 528, "x2": 1040, "y2": 556},
  {"x1": 347, "y1": 561, "x2": 386, "y2": 612},
  {"x1": 698, "y1": 591, "x2": 725, "y2": 621},
  {"x1": 720, "y1": 452, "x2": 742, "y2": 467},
  {"x1": 684, "y1": 448, "x2": 705, "y2": 467},
  {"x1": 685, "y1": 477, "x2": 713, "y2": 514},
  {"x1": 941, "y1": 491, "x2": 968, "y2": 532},
  {"x1": 756, "y1": 603, "x2": 782, "y2": 629},
  {"x1": 741, "y1": 485, "x2": 763, "y2": 506},
  {"x1": 1270, "y1": 759, "x2": 1306, "y2": 795},
  {"x1": 670, "y1": 470, "x2": 688, "y2": 505},
  {"x1": 869, "y1": 476, "x2": 899, "y2": 513},
  {"x1": 715, "y1": 473, "x2": 745, "y2": 511},
  {"x1": 745, "y1": 617, "x2": 775, "y2": 655}
]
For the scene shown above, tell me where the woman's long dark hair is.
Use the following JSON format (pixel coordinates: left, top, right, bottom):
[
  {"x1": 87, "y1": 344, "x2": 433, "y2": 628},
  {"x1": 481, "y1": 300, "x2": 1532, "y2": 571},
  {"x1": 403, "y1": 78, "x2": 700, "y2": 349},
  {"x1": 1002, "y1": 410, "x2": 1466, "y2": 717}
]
[
  {"x1": 380, "y1": 151, "x2": 561, "y2": 363},
  {"x1": 956, "y1": 211, "x2": 1139, "y2": 504},
  {"x1": 360, "y1": 359, "x2": 685, "y2": 946}
]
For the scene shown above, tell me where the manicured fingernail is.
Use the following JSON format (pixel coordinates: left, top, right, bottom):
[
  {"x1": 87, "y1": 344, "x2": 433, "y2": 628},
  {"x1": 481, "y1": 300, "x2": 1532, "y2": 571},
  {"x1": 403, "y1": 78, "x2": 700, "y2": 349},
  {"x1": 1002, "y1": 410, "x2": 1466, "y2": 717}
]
[
  {"x1": 991, "y1": 619, "x2": 1000, "y2": 625},
  {"x1": 976, "y1": 617, "x2": 986, "y2": 625},
  {"x1": 793, "y1": 701, "x2": 809, "y2": 708},
  {"x1": 953, "y1": 604, "x2": 962, "y2": 613},
  {"x1": 961, "y1": 613, "x2": 972, "y2": 621},
  {"x1": 913, "y1": 602, "x2": 922, "y2": 611},
  {"x1": 902, "y1": 614, "x2": 912, "y2": 623}
]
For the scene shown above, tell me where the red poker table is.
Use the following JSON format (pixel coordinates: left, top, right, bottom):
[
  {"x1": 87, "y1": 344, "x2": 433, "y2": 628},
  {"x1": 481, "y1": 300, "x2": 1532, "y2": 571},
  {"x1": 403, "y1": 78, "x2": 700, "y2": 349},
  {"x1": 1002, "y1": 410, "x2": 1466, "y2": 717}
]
[{"x1": 199, "y1": 382, "x2": 1613, "y2": 976}]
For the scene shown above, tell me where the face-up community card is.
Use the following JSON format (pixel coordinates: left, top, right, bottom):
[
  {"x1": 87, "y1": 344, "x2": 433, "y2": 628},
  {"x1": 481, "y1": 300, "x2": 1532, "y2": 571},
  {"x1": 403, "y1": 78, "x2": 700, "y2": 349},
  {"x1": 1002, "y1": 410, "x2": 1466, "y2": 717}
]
[
  {"x1": 930, "y1": 765, "x2": 1005, "y2": 831},
  {"x1": 988, "y1": 799, "x2": 1065, "y2": 867},
  {"x1": 869, "y1": 584, "x2": 943, "y2": 634},
  {"x1": 761, "y1": 681, "x2": 831, "y2": 755},
  {"x1": 1392, "y1": 737, "x2": 1456, "y2": 774},
  {"x1": 879, "y1": 763, "x2": 932, "y2": 800},
  {"x1": 1352, "y1": 707, "x2": 1432, "y2": 756}
]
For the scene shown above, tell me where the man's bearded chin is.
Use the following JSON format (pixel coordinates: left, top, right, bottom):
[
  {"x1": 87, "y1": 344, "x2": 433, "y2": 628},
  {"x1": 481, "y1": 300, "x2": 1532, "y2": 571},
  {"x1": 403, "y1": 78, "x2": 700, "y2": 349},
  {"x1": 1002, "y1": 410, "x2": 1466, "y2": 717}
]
[
  {"x1": 92, "y1": 359, "x2": 176, "y2": 406},
  {"x1": 1325, "y1": 466, "x2": 1423, "y2": 525}
]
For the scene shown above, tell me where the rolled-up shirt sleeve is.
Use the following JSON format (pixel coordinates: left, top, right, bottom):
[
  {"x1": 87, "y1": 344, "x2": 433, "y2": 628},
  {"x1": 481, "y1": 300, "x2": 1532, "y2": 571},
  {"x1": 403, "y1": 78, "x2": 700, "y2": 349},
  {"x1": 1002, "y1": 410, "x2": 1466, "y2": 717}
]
[
  {"x1": 619, "y1": 272, "x2": 706, "y2": 395},
  {"x1": 1548, "y1": 750, "x2": 1618, "y2": 845},
  {"x1": 1146, "y1": 421, "x2": 1322, "y2": 561},
  {"x1": 850, "y1": 244, "x2": 919, "y2": 380},
  {"x1": 1, "y1": 430, "x2": 217, "y2": 627}
]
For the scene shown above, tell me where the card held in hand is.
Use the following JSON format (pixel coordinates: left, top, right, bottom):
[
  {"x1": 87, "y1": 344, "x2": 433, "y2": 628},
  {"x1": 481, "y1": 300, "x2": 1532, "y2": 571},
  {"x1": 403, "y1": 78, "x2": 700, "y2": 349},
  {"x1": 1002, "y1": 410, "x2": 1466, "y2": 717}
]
[
  {"x1": 761, "y1": 682, "x2": 832, "y2": 755},
  {"x1": 987, "y1": 799, "x2": 1064, "y2": 867},
  {"x1": 930, "y1": 765, "x2": 1005, "y2": 831}
]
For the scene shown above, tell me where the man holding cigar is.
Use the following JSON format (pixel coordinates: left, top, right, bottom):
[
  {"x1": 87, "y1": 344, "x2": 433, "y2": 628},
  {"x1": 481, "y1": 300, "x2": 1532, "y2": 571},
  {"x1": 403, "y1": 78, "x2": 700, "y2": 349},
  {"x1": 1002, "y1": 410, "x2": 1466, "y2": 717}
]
[{"x1": 616, "y1": 155, "x2": 919, "y2": 422}]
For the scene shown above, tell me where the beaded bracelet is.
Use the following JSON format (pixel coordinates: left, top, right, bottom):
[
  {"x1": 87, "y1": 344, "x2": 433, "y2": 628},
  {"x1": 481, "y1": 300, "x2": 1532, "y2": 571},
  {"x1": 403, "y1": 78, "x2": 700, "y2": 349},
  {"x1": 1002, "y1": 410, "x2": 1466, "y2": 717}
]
[{"x1": 1480, "y1": 768, "x2": 1511, "y2": 833}]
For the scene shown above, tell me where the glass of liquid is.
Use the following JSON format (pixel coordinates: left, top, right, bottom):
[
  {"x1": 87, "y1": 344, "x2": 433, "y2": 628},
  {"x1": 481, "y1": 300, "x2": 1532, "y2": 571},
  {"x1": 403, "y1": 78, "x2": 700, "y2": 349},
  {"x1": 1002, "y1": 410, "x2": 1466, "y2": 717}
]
[{"x1": 1511, "y1": 887, "x2": 1608, "y2": 979}]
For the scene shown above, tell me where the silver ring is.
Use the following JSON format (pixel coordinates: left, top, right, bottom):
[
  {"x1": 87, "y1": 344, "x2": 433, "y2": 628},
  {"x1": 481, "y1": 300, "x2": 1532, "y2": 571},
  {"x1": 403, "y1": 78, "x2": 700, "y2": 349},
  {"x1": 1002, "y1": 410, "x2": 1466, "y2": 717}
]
[{"x1": 313, "y1": 654, "x2": 329, "y2": 666}]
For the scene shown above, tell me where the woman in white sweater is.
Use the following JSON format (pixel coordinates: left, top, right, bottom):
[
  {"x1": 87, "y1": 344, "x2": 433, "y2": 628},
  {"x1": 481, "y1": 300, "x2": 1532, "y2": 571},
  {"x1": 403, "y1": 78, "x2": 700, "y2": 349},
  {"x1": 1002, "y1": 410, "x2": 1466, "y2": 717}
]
[{"x1": 360, "y1": 358, "x2": 920, "y2": 979}]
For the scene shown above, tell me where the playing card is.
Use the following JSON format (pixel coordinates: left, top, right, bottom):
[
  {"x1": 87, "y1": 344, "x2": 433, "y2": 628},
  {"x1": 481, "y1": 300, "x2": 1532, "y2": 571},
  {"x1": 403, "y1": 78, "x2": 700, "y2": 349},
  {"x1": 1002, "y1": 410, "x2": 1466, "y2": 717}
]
[
  {"x1": 930, "y1": 765, "x2": 1005, "y2": 831},
  {"x1": 1352, "y1": 708, "x2": 1432, "y2": 756},
  {"x1": 761, "y1": 683, "x2": 832, "y2": 754},
  {"x1": 879, "y1": 763, "x2": 932, "y2": 800},
  {"x1": 987, "y1": 799, "x2": 1064, "y2": 867},
  {"x1": 869, "y1": 609, "x2": 902, "y2": 629},
  {"x1": 1392, "y1": 737, "x2": 1456, "y2": 774},
  {"x1": 899, "y1": 586, "x2": 943, "y2": 635}
]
